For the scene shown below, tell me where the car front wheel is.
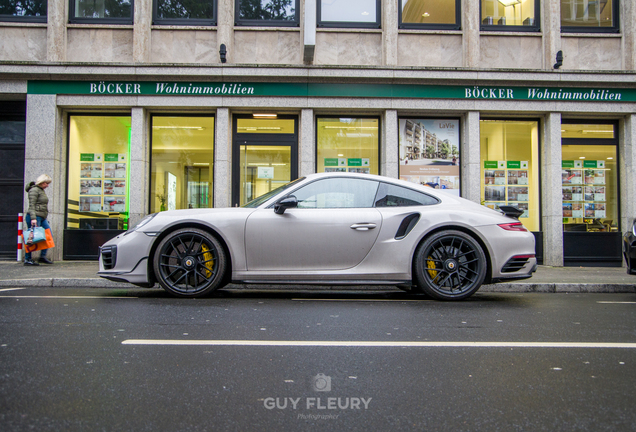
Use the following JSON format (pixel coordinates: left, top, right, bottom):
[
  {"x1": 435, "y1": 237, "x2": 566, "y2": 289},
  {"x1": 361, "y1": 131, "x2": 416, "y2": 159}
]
[
  {"x1": 153, "y1": 228, "x2": 227, "y2": 298},
  {"x1": 414, "y1": 230, "x2": 487, "y2": 300}
]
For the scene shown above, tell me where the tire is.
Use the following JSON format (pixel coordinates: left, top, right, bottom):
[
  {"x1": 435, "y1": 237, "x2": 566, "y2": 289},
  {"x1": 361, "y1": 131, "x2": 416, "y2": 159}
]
[
  {"x1": 153, "y1": 228, "x2": 227, "y2": 298},
  {"x1": 413, "y1": 230, "x2": 487, "y2": 301}
]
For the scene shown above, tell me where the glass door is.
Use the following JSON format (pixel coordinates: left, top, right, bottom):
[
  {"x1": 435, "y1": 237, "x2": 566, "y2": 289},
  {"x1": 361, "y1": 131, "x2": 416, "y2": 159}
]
[{"x1": 232, "y1": 116, "x2": 298, "y2": 207}]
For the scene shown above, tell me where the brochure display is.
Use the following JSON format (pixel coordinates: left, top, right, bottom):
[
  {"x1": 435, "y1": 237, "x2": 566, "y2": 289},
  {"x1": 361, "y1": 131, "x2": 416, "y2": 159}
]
[
  {"x1": 399, "y1": 119, "x2": 460, "y2": 196},
  {"x1": 562, "y1": 160, "x2": 606, "y2": 219},
  {"x1": 78, "y1": 153, "x2": 127, "y2": 213},
  {"x1": 483, "y1": 161, "x2": 530, "y2": 218}
]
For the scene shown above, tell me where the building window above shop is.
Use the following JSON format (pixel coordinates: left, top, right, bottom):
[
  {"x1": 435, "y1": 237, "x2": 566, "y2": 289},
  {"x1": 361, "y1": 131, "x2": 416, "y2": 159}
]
[
  {"x1": 399, "y1": 0, "x2": 460, "y2": 30},
  {"x1": 318, "y1": 0, "x2": 380, "y2": 29},
  {"x1": 316, "y1": 117, "x2": 379, "y2": 175},
  {"x1": 480, "y1": 0, "x2": 540, "y2": 32},
  {"x1": 69, "y1": 0, "x2": 133, "y2": 24},
  {"x1": 235, "y1": 0, "x2": 298, "y2": 27},
  {"x1": 0, "y1": 0, "x2": 46, "y2": 22},
  {"x1": 561, "y1": 0, "x2": 619, "y2": 33},
  {"x1": 153, "y1": 0, "x2": 216, "y2": 25}
]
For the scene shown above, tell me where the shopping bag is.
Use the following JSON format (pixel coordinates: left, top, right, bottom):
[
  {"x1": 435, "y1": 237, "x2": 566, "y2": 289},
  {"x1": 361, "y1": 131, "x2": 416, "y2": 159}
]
[
  {"x1": 32, "y1": 227, "x2": 46, "y2": 243},
  {"x1": 24, "y1": 228, "x2": 55, "y2": 253}
]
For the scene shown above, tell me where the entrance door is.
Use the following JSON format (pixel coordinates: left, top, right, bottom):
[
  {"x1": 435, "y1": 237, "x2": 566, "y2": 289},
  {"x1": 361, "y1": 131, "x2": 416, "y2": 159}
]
[{"x1": 232, "y1": 115, "x2": 298, "y2": 207}]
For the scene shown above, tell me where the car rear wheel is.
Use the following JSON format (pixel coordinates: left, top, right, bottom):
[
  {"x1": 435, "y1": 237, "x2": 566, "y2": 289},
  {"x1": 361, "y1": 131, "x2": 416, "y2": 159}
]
[
  {"x1": 414, "y1": 230, "x2": 487, "y2": 300},
  {"x1": 153, "y1": 228, "x2": 226, "y2": 298}
]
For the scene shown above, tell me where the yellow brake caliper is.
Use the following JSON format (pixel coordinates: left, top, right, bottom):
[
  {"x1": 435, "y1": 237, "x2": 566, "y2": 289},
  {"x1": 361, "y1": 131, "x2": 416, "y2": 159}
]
[
  {"x1": 201, "y1": 244, "x2": 214, "y2": 278},
  {"x1": 426, "y1": 255, "x2": 438, "y2": 280}
]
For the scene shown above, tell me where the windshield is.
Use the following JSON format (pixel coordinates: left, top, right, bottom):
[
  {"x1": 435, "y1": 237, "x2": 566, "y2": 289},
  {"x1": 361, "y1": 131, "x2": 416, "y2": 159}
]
[{"x1": 242, "y1": 177, "x2": 305, "y2": 208}]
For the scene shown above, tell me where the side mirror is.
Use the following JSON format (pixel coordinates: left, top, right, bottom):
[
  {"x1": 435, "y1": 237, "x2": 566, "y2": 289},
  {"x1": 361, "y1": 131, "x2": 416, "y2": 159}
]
[{"x1": 274, "y1": 196, "x2": 298, "y2": 214}]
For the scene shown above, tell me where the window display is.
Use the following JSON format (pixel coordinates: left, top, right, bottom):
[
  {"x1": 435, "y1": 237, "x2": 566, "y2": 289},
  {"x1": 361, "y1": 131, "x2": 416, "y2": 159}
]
[
  {"x1": 400, "y1": 118, "x2": 460, "y2": 196},
  {"x1": 67, "y1": 116, "x2": 131, "y2": 230},
  {"x1": 317, "y1": 118, "x2": 379, "y2": 175},
  {"x1": 480, "y1": 120, "x2": 539, "y2": 231}
]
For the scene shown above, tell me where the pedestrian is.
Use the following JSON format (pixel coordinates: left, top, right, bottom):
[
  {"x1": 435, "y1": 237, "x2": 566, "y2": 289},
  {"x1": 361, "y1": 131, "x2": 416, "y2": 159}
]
[{"x1": 24, "y1": 174, "x2": 54, "y2": 266}]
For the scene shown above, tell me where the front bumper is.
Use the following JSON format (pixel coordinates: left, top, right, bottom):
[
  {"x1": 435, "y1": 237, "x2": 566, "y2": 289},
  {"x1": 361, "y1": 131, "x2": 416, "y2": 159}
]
[{"x1": 97, "y1": 230, "x2": 155, "y2": 285}]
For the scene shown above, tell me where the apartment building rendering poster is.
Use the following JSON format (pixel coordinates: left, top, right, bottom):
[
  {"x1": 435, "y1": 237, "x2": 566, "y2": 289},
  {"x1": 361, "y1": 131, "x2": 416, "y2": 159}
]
[{"x1": 398, "y1": 119, "x2": 460, "y2": 196}]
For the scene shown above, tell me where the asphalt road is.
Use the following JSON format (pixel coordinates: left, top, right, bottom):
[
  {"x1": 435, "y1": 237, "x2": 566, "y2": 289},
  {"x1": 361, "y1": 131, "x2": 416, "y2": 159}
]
[{"x1": 1, "y1": 287, "x2": 635, "y2": 431}]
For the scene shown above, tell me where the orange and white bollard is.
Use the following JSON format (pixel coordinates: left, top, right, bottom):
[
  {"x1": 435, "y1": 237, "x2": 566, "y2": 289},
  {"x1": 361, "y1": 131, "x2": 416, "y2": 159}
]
[{"x1": 17, "y1": 213, "x2": 23, "y2": 262}]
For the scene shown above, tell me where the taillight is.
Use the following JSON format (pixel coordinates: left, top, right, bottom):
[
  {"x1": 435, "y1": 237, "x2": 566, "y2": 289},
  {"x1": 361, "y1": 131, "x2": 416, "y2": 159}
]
[{"x1": 498, "y1": 222, "x2": 528, "y2": 232}]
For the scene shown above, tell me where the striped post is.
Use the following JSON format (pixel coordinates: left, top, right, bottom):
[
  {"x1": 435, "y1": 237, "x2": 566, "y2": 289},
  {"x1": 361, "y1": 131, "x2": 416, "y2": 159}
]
[{"x1": 17, "y1": 213, "x2": 23, "y2": 262}]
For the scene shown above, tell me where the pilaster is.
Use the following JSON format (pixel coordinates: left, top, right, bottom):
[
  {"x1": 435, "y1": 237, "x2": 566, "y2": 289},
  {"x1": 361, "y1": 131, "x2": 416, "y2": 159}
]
[
  {"x1": 382, "y1": 109, "x2": 398, "y2": 178},
  {"x1": 299, "y1": 108, "x2": 315, "y2": 177},
  {"x1": 462, "y1": 111, "x2": 481, "y2": 203},
  {"x1": 214, "y1": 108, "x2": 231, "y2": 208},
  {"x1": 541, "y1": 112, "x2": 563, "y2": 266}
]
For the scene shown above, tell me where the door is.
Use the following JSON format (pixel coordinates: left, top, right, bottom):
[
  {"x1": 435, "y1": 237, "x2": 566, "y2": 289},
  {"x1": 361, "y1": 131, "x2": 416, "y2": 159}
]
[
  {"x1": 244, "y1": 177, "x2": 382, "y2": 271},
  {"x1": 232, "y1": 115, "x2": 298, "y2": 207}
]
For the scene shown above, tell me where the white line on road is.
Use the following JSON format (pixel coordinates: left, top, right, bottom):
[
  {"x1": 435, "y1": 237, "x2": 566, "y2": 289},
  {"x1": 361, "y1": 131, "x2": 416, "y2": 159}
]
[
  {"x1": 121, "y1": 340, "x2": 636, "y2": 348},
  {"x1": 0, "y1": 288, "x2": 25, "y2": 292},
  {"x1": 292, "y1": 298, "x2": 427, "y2": 302},
  {"x1": 597, "y1": 301, "x2": 636, "y2": 304},
  {"x1": 0, "y1": 295, "x2": 137, "y2": 299}
]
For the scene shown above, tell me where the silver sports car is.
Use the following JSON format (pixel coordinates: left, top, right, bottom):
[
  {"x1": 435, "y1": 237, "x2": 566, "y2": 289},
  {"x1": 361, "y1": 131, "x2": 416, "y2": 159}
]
[{"x1": 98, "y1": 172, "x2": 537, "y2": 300}]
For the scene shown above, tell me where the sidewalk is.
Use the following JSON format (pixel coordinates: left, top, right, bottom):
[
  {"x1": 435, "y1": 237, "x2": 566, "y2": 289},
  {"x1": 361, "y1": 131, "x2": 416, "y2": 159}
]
[{"x1": 0, "y1": 260, "x2": 634, "y2": 293}]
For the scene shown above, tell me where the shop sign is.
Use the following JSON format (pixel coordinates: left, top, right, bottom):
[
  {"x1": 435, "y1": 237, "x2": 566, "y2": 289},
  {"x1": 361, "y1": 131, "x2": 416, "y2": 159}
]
[
  {"x1": 80, "y1": 153, "x2": 103, "y2": 162},
  {"x1": 26, "y1": 81, "x2": 636, "y2": 102},
  {"x1": 324, "y1": 158, "x2": 339, "y2": 167}
]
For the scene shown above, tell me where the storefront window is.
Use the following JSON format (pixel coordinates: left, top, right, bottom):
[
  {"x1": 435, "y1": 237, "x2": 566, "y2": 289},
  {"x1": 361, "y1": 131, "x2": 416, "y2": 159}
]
[
  {"x1": 0, "y1": 0, "x2": 46, "y2": 22},
  {"x1": 316, "y1": 117, "x2": 379, "y2": 175},
  {"x1": 235, "y1": 0, "x2": 298, "y2": 26},
  {"x1": 561, "y1": 123, "x2": 618, "y2": 233},
  {"x1": 399, "y1": 0, "x2": 460, "y2": 29},
  {"x1": 70, "y1": 0, "x2": 133, "y2": 23},
  {"x1": 153, "y1": 0, "x2": 215, "y2": 25},
  {"x1": 234, "y1": 117, "x2": 296, "y2": 206},
  {"x1": 480, "y1": 120, "x2": 540, "y2": 231},
  {"x1": 480, "y1": 0, "x2": 539, "y2": 31},
  {"x1": 399, "y1": 118, "x2": 461, "y2": 197},
  {"x1": 318, "y1": 0, "x2": 380, "y2": 28},
  {"x1": 151, "y1": 116, "x2": 215, "y2": 212},
  {"x1": 561, "y1": 0, "x2": 618, "y2": 32},
  {"x1": 67, "y1": 115, "x2": 131, "y2": 230}
]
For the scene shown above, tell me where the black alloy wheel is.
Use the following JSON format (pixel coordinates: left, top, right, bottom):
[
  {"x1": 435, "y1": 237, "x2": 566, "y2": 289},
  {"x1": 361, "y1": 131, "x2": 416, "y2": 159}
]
[
  {"x1": 414, "y1": 230, "x2": 487, "y2": 300},
  {"x1": 153, "y1": 228, "x2": 227, "y2": 297}
]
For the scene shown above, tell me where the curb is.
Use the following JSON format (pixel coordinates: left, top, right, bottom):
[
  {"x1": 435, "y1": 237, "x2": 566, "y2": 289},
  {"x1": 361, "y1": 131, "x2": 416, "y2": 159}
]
[{"x1": 0, "y1": 278, "x2": 634, "y2": 293}]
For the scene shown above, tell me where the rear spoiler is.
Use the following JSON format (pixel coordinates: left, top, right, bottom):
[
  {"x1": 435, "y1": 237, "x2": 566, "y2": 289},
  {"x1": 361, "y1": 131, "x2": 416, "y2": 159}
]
[{"x1": 498, "y1": 205, "x2": 524, "y2": 219}]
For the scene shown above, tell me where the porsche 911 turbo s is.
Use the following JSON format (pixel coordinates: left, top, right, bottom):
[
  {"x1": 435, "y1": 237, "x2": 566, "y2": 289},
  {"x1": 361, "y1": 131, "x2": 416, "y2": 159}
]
[{"x1": 98, "y1": 173, "x2": 537, "y2": 300}]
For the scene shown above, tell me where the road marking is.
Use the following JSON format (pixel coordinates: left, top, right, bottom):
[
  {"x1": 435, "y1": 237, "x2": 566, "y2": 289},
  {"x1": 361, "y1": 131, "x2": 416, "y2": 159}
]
[
  {"x1": 0, "y1": 288, "x2": 25, "y2": 292},
  {"x1": 597, "y1": 301, "x2": 636, "y2": 304},
  {"x1": 121, "y1": 340, "x2": 636, "y2": 348},
  {"x1": 0, "y1": 295, "x2": 137, "y2": 299}
]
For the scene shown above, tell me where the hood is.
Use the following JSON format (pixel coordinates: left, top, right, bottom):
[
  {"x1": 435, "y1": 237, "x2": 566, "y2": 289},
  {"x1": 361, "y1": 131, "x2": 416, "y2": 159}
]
[{"x1": 25, "y1": 181, "x2": 36, "y2": 192}]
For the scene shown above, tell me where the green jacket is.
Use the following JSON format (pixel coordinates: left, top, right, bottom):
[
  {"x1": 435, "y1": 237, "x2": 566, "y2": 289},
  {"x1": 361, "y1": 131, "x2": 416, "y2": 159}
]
[{"x1": 26, "y1": 182, "x2": 49, "y2": 220}]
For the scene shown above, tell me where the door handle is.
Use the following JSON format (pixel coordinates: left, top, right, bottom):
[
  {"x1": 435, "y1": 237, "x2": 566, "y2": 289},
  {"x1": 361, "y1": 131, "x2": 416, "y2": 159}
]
[{"x1": 350, "y1": 223, "x2": 377, "y2": 231}]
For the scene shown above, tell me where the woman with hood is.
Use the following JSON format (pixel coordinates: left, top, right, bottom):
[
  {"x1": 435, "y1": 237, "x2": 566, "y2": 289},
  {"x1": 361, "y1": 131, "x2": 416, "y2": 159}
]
[{"x1": 24, "y1": 174, "x2": 53, "y2": 266}]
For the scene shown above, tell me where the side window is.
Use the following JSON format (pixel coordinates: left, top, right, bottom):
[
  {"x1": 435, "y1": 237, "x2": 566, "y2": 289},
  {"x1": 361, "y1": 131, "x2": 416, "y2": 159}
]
[
  {"x1": 70, "y1": 0, "x2": 133, "y2": 23},
  {"x1": 375, "y1": 183, "x2": 439, "y2": 207},
  {"x1": 292, "y1": 178, "x2": 379, "y2": 209},
  {"x1": 318, "y1": 0, "x2": 381, "y2": 29},
  {"x1": 0, "y1": 0, "x2": 46, "y2": 22},
  {"x1": 154, "y1": 0, "x2": 216, "y2": 25}
]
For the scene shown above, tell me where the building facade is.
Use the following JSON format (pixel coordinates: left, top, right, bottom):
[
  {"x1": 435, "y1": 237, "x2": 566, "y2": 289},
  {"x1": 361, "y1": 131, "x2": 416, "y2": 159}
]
[{"x1": 0, "y1": 0, "x2": 634, "y2": 266}]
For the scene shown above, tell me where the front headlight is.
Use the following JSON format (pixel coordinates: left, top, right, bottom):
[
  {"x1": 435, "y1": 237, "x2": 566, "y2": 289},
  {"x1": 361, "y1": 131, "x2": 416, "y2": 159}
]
[{"x1": 124, "y1": 213, "x2": 158, "y2": 236}]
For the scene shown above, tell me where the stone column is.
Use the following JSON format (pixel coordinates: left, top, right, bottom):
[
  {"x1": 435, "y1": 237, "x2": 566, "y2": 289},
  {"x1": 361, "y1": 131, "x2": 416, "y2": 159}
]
[
  {"x1": 619, "y1": 115, "x2": 636, "y2": 244},
  {"x1": 133, "y1": 0, "x2": 152, "y2": 63},
  {"x1": 542, "y1": 0, "x2": 561, "y2": 70},
  {"x1": 462, "y1": 111, "x2": 481, "y2": 203},
  {"x1": 128, "y1": 108, "x2": 149, "y2": 227},
  {"x1": 24, "y1": 94, "x2": 63, "y2": 260},
  {"x1": 382, "y1": 0, "x2": 398, "y2": 66},
  {"x1": 47, "y1": 0, "x2": 67, "y2": 61},
  {"x1": 217, "y1": 0, "x2": 234, "y2": 63},
  {"x1": 214, "y1": 108, "x2": 232, "y2": 208},
  {"x1": 381, "y1": 110, "x2": 398, "y2": 178},
  {"x1": 299, "y1": 108, "x2": 315, "y2": 177},
  {"x1": 541, "y1": 112, "x2": 563, "y2": 266},
  {"x1": 463, "y1": 0, "x2": 480, "y2": 68},
  {"x1": 622, "y1": 0, "x2": 636, "y2": 70}
]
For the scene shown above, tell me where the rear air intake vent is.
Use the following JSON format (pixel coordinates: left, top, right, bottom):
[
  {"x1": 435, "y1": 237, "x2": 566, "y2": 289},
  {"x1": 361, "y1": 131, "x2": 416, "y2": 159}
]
[{"x1": 395, "y1": 213, "x2": 420, "y2": 240}]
